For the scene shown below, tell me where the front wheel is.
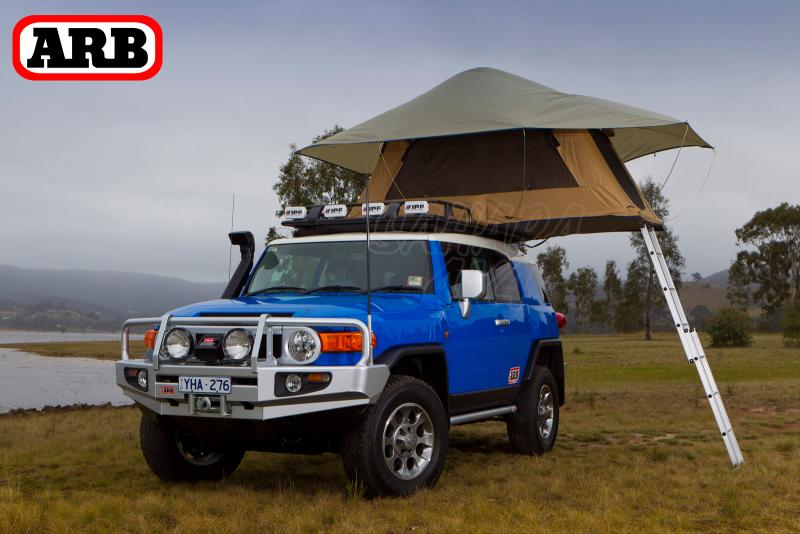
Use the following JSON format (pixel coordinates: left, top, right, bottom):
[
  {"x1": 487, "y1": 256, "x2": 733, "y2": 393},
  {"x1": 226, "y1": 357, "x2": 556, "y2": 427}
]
[
  {"x1": 139, "y1": 412, "x2": 244, "y2": 482},
  {"x1": 507, "y1": 365, "x2": 560, "y2": 455},
  {"x1": 342, "y1": 375, "x2": 448, "y2": 497}
]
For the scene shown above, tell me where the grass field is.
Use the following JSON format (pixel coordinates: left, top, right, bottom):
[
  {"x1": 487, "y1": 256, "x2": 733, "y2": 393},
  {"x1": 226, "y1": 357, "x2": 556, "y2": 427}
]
[
  {"x1": 1, "y1": 334, "x2": 799, "y2": 532},
  {"x1": 0, "y1": 339, "x2": 144, "y2": 360}
]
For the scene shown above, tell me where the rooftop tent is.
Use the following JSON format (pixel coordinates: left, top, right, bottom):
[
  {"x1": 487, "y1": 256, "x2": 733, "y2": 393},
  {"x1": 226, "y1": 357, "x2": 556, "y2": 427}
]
[{"x1": 297, "y1": 67, "x2": 712, "y2": 240}]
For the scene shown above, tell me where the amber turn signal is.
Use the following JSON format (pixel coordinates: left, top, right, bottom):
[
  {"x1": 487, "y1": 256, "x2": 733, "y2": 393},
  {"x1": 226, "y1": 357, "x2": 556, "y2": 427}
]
[
  {"x1": 306, "y1": 372, "x2": 332, "y2": 384},
  {"x1": 319, "y1": 331, "x2": 377, "y2": 352},
  {"x1": 144, "y1": 329, "x2": 158, "y2": 350}
]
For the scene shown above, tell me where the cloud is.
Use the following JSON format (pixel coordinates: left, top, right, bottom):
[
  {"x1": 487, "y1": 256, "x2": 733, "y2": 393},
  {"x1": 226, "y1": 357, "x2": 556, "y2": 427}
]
[{"x1": 1, "y1": 0, "x2": 798, "y2": 281}]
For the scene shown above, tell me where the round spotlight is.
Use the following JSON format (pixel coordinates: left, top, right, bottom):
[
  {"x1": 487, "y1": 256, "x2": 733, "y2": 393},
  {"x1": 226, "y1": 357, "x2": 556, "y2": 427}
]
[
  {"x1": 222, "y1": 328, "x2": 253, "y2": 362},
  {"x1": 160, "y1": 328, "x2": 193, "y2": 360},
  {"x1": 283, "y1": 328, "x2": 321, "y2": 364},
  {"x1": 285, "y1": 373, "x2": 303, "y2": 393},
  {"x1": 136, "y1": 369, "x2": 148, "y2": 389}
]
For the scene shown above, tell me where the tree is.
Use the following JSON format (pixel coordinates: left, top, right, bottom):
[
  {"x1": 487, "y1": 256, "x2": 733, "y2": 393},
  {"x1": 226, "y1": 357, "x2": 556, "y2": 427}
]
[
  {"x1": 726, "y1": 259, "x2": 750, "y2": 311},
  {"x1": 590, "y1": 299, "x2": 609, "y2": 330},
  {"x1": 730, "y1": 203, "x2": 800, "y2": 315},
  {"x1": 690, "y1": 304, "x2": 712, "y2": 329},
  {"x1": 272, "y1": 125, "x2": 363, "y2": 211},
  {"x1": 618, "y1": 259, "x2": 647, "y2": 333},
  {"x1": 266, "y1": 226, "x2": 285, "y2": 244},
  {"x1": 536, "y1": 246, "x2": 569, "y2": 314},
  {"x1": 783, "y1": 306, "x2": 800, "y2": 346},
  {"x1": 603, "y1": 260, "x2": 622, "y2": 334},
  {"x1": 567, "y1": 267, "x2": 598, "y2": 333},
  {"x1": 627, "y1": 177, "x2": 686, "y2": 339},
  {"x1": 692, "y1": 272, "x2": 702, "y2": 283},
  {"x1": 706, "y1": 308, "x2": 752, "y2": 347}
]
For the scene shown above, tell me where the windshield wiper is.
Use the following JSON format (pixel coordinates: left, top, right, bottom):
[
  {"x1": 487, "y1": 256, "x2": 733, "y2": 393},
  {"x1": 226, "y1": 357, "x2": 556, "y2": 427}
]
[
  {"x1": 364, "y1": 285, "x2": 424, "y2": 293},
  {"x1": 303, "y1": 285, "x2": 363, "y2": 294},
  {"x1": 246, "y1": 286, "x2": 306, "y2": 296}
]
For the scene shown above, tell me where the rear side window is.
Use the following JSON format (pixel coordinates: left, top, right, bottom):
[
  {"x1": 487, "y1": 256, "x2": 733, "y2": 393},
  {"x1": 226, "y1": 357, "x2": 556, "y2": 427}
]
[{"x1": 484, "y1": 250, "x2": 522, "y2": 303}]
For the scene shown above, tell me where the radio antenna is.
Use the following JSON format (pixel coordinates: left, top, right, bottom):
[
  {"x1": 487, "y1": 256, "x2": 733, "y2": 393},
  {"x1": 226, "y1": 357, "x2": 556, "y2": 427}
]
[
  {"x1": 227, "y1": 193, "x2": 236, "y2": 280},
  {"x1": 364, "y1": 174, "x2": 373, "y2": 360}
]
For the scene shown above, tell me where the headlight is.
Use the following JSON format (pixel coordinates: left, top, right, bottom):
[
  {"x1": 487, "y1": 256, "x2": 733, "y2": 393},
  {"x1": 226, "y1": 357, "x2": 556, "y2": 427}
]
[
  {"x1": 222, "y1": 328, "x2": 253, "y2": 361},
  {"x1": 160, "y1": 328, "x2": 192, "y2": 360},
  {"x1": 283, "y1": 327, "x2": 321, "y2": 364}
]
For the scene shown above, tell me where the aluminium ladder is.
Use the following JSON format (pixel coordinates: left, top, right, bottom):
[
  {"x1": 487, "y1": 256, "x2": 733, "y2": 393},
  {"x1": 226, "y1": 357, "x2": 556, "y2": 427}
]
[{"x1": 641, "y1": 226, "x2": 744, "y2": 467}]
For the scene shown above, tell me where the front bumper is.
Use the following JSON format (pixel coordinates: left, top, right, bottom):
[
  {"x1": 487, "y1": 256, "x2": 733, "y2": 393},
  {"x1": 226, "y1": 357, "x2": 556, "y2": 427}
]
[
  {"x1": 116, "y1": 314, "x2": 389, "y2": 421},
  {"x1": 116, "y1": 360, "x2": 389, "y2": 420}
]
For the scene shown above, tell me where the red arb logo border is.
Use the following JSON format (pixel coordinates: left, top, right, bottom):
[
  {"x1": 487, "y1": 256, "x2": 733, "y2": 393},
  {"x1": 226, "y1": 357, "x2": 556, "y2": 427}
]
[{"x1": 12, "y1": 14, "x2": 162, "y2": 81}]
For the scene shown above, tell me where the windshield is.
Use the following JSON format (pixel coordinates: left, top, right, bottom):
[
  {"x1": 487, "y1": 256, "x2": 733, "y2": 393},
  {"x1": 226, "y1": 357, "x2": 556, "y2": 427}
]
[{"x1": 245, "y1": 240, "x2": 433, "y2": 295}]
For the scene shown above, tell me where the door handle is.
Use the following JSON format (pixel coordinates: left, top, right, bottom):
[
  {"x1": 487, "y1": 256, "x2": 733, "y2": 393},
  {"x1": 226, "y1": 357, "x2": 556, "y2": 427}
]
[{"x1": 495, "y1": 318, "x2": 511, "y2": 326}]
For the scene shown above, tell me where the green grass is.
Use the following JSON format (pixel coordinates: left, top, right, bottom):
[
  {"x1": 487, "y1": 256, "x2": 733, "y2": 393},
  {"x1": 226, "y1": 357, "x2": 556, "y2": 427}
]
[{"x1": 1, "y1": 334, "x2": 799, "y2": 532}]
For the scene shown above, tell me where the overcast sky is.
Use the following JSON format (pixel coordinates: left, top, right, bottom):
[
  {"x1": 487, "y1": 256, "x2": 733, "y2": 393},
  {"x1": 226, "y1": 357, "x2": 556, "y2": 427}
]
[{"x1": 2, "y1": 1, "x2": 798, "y2": 282}]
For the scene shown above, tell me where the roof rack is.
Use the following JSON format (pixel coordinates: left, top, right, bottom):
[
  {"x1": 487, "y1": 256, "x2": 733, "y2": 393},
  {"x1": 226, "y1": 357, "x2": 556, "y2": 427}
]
[{"x1": 281, "y1": 199, "x2": 520, "y2": 242}]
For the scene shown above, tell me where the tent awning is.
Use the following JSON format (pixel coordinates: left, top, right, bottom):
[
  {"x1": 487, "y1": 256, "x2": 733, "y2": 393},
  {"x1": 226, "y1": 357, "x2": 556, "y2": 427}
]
[
  {"x1": 298, "y1": 67, "x2": 710, "y2": 174},
  {"x1": 294, "y1": 68, "x2": 711, "y2": 240}
]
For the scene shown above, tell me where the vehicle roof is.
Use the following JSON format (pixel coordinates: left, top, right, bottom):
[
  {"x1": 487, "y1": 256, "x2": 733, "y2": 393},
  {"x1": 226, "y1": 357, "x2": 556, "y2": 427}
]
[{"x1": 271, "y1": 232, "x2": 524, "y2": 259}]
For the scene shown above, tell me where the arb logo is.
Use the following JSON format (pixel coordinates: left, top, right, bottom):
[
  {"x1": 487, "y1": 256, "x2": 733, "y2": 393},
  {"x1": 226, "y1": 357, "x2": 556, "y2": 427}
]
[{"x1": 13, "y1": 15, "x2": 162, "y2": 81}]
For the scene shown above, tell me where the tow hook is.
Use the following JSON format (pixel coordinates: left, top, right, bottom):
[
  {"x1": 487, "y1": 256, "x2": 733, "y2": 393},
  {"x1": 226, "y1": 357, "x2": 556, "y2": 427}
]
[{"x1": 188, "y1": 394, "x2": 231, "y2": 416}]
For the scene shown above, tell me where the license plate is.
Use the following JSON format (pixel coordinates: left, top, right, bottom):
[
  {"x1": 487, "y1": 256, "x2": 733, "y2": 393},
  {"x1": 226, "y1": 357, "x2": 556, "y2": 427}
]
[{"x1": 178, "y1": 376, "x2": 231, "y2": 395}]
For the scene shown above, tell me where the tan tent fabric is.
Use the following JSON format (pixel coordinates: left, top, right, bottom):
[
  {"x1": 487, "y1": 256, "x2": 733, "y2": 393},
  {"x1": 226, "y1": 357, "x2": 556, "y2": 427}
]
[
  {"x1": 298, "y1": 67, "x2": 710, "y2": 174},
  {"x1": 353, "y1": 130, "x2": 661, "y2": 238},
  {"x1": 353, "y1": 141, "x2": 408, "y2": 208}
]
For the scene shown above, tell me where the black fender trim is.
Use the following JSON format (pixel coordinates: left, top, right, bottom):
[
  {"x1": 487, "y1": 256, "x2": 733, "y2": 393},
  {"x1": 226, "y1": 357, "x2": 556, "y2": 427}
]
[
  {"x1": 522, "y1": 338, "x2": 565, "y2": 406},
  {"x1": 376, "y1": 344, "x2": 448, "y2": 409},
  {"x1": 376, "y1": 343, "x2": 447, "y2": 370}
]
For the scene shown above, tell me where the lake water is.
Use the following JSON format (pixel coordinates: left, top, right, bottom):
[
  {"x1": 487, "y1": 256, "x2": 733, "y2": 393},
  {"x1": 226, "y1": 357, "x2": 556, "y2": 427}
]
[
  {"x1": 0, "y1": 330, "x2": 121, "y2": 344},
  {"x1": 0, "y1": 348, "x2": 133, "y2": 413}
]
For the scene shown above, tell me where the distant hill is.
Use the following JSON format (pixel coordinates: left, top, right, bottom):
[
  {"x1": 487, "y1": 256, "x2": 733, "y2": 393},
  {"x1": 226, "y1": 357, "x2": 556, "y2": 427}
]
[
  {"x1": 699, "y1": 269, "x2": 729, "y2": 288},
  {"x1": 0, "y1": 265, "x2": 224, "y2": 331},
  {"x1": 0, "y1": 299, "x2": 121, "y2": 331}
]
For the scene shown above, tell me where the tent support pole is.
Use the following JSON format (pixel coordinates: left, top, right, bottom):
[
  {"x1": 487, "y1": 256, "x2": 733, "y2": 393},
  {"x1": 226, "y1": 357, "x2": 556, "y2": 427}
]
[{"x1": 641, "y1": 225, "x2": 743, "y2": 467}]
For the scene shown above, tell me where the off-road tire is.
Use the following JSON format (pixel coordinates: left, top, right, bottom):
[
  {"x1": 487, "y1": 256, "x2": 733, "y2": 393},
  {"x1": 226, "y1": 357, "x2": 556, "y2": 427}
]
[
  {"x1": 507, "y1": 365, "x2": 560, "y2": 455},
  {"x1": 341, "y1": 375, "x2": 448, "y2": 497},
  {"x1": 139, "y1": 412, "x2": 244, "y2": 482}
]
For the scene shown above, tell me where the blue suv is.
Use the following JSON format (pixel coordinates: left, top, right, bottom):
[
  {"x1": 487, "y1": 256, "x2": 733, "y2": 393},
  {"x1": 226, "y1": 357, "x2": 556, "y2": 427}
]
[{"x1": 117, "y1": 214, "x2": 564, "y2": 497}]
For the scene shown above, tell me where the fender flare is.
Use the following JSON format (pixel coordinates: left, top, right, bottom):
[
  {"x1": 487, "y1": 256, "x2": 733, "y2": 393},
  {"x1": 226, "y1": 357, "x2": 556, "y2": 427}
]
[
  {"x1": 377, "y1": 343, "x2": 446, "y2": 369},
  {"x1": 522, "y1": 338, "x2": 565, "y2": 406},
  {"x1": 375, "y1": 344, "x2": 449, "y2": 408}
]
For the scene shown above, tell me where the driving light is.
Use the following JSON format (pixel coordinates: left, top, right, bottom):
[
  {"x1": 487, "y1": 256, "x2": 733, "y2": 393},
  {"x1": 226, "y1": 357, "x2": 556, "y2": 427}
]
[
  {"x1": 222, "y1": 328, "x2": 253, "y2": 361},
  {"x1": 160, "y1": 328, "x2": 192, "y2": 360},
  {"x1": 285, "y1": 373, "x2": 302, "y2": 393},
  {"x1": 283, "y1": 327, "x2": 321, "y2": 364},
  {"x1": 136, "y1": 369, "x2": 148, "y2": 389}
]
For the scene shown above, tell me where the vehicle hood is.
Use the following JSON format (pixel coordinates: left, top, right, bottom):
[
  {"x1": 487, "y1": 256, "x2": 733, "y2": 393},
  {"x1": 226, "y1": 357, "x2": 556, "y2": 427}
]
[{"x1": 168, "y1": 293, "x2": 448, "y2": 358}]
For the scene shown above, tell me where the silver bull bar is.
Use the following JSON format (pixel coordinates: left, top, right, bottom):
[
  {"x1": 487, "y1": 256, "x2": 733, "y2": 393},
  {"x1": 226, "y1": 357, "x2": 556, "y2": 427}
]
[
  {"x1": 118, "y1": 314, "x2": 387, "y2": 421},
  {"x1": 121, "y1": 314, "x2": 373, "y2": 370}
]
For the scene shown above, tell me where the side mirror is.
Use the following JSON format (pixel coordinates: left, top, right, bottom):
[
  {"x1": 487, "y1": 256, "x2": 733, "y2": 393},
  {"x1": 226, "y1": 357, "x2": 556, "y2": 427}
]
[{"x1": 457, "y1": 269, "x2": 485, "y2": 319}]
